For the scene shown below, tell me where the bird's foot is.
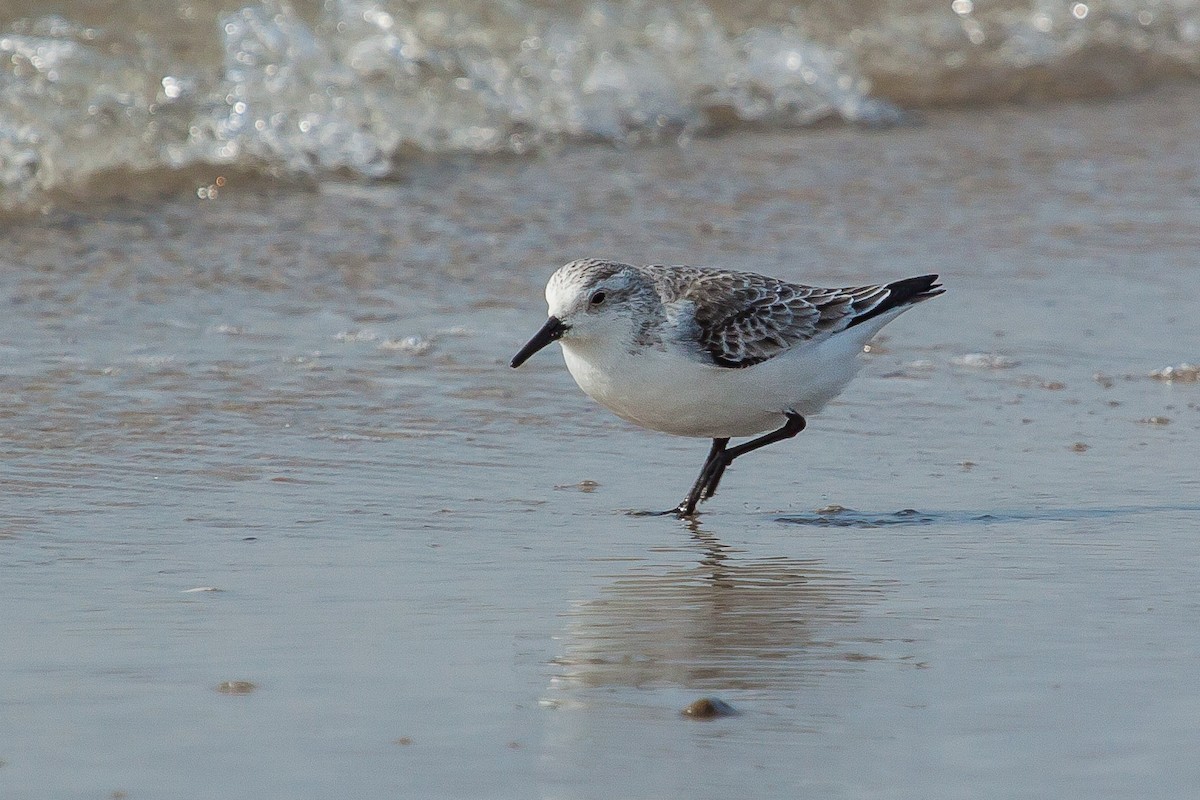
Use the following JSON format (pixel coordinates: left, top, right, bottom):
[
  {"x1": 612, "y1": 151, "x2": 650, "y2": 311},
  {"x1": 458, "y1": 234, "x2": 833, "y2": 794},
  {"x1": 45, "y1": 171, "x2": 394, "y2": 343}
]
[
  {"x1": 625, "y1": 502, "x2": 699, "y2": 518},
  {"x1": 626, "y1": 507, "x2": 683, "y2": 518},
  {"x1": 672, "y1": 502, "x2": 698, "y2": 519}
]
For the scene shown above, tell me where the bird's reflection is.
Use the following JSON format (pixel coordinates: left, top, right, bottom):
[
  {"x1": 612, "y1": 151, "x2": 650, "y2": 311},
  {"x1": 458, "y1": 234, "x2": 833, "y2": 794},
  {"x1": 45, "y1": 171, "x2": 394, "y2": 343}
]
[{"x1": 546, "y1": 523, "x2": 883, "y2": 697}]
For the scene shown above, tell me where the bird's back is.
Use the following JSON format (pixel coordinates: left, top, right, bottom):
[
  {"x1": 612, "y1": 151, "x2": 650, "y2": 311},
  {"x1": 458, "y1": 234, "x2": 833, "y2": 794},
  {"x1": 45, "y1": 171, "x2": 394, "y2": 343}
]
[{"x1": 560, "y1": 265, "x2": 942, "y2": 438}]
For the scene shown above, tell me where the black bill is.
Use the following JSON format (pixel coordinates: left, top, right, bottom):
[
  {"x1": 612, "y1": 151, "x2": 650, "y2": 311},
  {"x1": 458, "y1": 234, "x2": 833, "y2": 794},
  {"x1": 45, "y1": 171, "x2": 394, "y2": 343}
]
[{"x1": 510, "y1": 316, "x2": 568, "y2": 368}]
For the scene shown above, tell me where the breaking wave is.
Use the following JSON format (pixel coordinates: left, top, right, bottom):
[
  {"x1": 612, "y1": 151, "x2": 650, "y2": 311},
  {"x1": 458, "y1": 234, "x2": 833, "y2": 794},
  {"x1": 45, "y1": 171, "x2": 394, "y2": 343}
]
[{"x1": 1, "y1": 0, "x2": 1197, "y2": 209}]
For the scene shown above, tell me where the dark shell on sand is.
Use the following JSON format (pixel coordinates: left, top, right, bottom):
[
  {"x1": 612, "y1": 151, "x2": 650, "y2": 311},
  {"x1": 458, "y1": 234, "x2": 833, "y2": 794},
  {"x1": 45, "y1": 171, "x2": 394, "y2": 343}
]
[{"x1": 680, "y1": 697, "x2": 738, "y2": 719}]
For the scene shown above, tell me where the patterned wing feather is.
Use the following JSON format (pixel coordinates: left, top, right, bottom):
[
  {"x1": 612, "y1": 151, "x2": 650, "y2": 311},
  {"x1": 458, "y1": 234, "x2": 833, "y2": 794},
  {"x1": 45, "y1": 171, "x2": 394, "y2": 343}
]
[
  {"x1": 699, "y1": 283, "x2": 819, "y2": 368},
  {"x1": 642, "y1": 266, "x2": 940, "y2": 369},
  {"x1": 642, "y1": 268, "x2": 847, "y2": 368}
]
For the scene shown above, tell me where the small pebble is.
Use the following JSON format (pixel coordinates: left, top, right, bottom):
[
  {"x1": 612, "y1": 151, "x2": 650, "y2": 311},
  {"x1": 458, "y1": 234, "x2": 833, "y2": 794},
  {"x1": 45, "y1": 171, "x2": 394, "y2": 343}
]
[
  {"x1": 554, "y1": 480, "x2": 601, "y2": 493},
  {"x1": 334, "y1": 329, "x2": 380, "y2": 343},
  {"x1": 1069, "y1": 442, "x2": 1089, "y2": 453},
  {"x1": 379, "y1": 335, "x2": 434, "y2": 355},
  {"x1": 681, "y1": 697, "x2": 738, "y2": 719},
  {"x1": 952, "y1": 353, "x2": 1019, "y2": 369},
  {"x1": 215, "y1": 681, "x2": 257, "y2": 695},
  {"x1": 1150, "y1": 363, "x2": 1199, "y2": 383}
]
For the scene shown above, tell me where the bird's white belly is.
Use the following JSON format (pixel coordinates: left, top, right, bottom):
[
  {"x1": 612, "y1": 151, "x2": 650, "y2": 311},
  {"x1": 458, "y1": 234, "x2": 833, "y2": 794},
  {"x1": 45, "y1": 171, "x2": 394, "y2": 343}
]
[{"x1": 559, "y1": 334, "x2": 867, "y2": 438}]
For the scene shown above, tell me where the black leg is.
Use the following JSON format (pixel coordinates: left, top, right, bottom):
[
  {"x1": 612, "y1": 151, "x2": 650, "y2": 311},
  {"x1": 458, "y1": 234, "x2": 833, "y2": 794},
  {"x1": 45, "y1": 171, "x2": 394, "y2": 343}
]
[
  {"x1": 676, "y1": 412, "x2": 807, "y2": 517},
  {"x1": 672, "y1": 438, "x2": 728, "y2": 516}
]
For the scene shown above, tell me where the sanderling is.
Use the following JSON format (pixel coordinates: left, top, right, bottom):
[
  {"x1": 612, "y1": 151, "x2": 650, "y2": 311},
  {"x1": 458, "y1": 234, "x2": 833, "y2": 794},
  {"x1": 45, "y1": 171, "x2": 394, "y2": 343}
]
[{"x1": 511, "y1": 259, "x2": 943, "y2": 516}]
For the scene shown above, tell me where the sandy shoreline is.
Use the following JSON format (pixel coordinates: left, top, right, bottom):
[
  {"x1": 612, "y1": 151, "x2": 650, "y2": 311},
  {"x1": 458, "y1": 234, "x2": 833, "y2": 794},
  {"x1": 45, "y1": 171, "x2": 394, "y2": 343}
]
[{"x1": 1, "y1": 85, "x2": 1198, "y2": 798}]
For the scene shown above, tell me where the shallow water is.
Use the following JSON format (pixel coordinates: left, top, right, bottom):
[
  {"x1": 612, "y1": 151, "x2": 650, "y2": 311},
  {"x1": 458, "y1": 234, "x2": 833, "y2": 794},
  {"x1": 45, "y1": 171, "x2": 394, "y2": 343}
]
[{"x1": 2, "y1": 85, "x2": 1200, "y2": 798}]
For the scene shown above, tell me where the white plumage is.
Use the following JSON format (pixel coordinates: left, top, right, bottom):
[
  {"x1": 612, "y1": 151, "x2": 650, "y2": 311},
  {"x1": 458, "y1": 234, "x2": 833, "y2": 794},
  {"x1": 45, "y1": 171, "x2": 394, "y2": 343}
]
[{"x1": 511, "y1": 258, "x2": 943, "y2": 515}]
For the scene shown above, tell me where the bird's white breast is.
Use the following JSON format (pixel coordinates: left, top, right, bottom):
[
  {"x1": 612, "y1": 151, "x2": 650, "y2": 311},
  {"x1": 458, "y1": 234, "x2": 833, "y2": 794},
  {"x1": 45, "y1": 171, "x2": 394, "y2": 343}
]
[{"x1": 558, "y1": 320, "x2": 878, "y2": 439}]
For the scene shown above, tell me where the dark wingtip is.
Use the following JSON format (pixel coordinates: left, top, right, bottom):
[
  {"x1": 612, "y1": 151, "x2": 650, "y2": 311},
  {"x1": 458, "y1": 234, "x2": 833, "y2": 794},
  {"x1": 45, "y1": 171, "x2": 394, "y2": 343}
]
[
  {"x1": 888, "y1": 273, "x2": 944, "y2": 302},
  {"x1": 845, "y1": 274, "x2": 943, "y2": 329}
]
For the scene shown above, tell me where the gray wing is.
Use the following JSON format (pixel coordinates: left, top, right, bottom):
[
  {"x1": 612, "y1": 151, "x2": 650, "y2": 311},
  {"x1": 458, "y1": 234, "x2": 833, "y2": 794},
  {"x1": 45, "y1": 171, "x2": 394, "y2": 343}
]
[{"x1": 646, "y1": 266, "x2": 892, "y2": 369}]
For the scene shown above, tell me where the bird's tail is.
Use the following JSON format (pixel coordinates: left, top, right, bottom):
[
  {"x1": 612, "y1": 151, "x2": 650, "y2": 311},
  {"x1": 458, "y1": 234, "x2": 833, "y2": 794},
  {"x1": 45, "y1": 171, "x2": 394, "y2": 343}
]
[{"x1": 845, "y1": 274, "x2": 944, "y2": 329}]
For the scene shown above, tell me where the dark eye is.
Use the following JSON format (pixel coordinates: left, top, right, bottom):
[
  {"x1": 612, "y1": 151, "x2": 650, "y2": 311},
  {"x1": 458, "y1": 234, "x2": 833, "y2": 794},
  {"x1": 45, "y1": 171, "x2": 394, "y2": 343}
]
[{"x1": 589, "y1": 291, "x2": 607, "y2": 306}]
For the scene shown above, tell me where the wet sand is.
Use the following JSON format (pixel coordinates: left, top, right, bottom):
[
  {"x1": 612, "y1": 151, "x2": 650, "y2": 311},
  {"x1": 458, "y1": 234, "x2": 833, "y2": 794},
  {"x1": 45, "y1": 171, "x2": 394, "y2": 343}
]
[{"x1": 2, "y1": 84, "x2": 1199, "y2": 798}]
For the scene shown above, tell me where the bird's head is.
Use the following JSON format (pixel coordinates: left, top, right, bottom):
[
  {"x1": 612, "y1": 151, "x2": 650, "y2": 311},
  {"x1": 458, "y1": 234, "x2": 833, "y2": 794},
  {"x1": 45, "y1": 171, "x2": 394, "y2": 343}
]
[{"x1": 510, "y1": 259, "x2": 647, "y2": 367}]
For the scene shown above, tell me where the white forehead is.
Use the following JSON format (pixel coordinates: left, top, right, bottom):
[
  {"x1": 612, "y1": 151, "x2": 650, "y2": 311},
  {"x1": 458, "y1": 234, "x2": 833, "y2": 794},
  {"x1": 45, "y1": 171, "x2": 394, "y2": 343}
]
[{"x1": 545, "y1": 259, "x2": 633, "y2": 309}]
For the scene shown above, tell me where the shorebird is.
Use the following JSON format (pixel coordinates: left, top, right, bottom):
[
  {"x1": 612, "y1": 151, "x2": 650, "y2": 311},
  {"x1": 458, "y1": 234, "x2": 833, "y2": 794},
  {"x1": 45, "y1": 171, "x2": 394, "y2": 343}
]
[{"x1": 511, "y1": 259, "x2": 943, "y2": 516}]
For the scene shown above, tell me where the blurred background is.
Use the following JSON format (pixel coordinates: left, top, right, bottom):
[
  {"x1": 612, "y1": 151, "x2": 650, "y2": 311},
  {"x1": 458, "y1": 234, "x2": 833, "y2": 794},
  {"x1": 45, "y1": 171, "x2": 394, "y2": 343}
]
[{"x1": 2, "y1": 0, "x2": 1199, "y2": 211}]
